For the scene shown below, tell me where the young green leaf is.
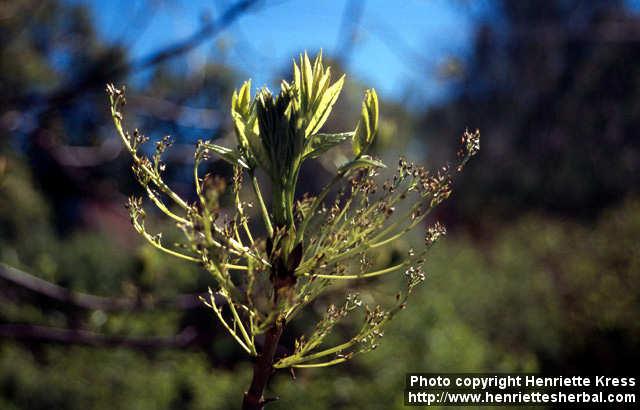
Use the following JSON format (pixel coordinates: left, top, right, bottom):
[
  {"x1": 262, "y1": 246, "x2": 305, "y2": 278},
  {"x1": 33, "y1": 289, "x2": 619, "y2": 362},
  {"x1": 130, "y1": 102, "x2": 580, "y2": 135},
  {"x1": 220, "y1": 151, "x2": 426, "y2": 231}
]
[
  {"x1": 201, "y1": 142, "x2": 249, "y2": 169},
  {"x1": 352, "y1": 89, "x2": 379, "y2": 156},
  {"x1": 303, "y1": 132, "x2": 353, "y2": 159},
  {"x1": 305, "y1": 74, "x2": 345, "y2": 137}
]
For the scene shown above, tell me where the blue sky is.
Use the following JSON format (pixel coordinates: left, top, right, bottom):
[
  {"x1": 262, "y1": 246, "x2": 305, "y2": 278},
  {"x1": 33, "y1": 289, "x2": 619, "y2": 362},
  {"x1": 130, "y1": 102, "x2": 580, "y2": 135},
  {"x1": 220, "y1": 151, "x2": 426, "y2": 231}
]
[{"x1": 77, "y1": 0, "x2": 486, "y2": 108}]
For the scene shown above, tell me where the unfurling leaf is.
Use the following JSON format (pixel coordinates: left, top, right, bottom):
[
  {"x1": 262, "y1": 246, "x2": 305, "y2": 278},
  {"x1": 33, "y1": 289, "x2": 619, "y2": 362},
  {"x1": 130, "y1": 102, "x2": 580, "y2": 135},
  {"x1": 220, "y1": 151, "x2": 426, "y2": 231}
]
[
  {"x1": 352, "y1": 89, "x2": 379, "y2": 156},
  {"x1": 292, "y1": 51, "x2": 345, "y2": 138},
  {"x1": 231, "y1": 80, "x2": 252, "y2": 148},
  {"x1": 305, "y1": 74, "x2": 345, "y2": 137},
  {"x1": 201, "y1": 142, "x2": 249, "y2": 169},
  {"x1": 232, "y1": 80, "x2": 252, "y2": 117}
]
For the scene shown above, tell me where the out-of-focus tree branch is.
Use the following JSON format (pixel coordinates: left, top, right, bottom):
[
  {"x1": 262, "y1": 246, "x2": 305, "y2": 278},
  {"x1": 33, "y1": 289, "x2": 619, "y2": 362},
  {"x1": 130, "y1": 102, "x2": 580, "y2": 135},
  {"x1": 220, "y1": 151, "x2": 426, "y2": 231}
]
[
  {"x1": 366, "y1": 13, "x2": 437, "y2": 72},
  {"x1": 129, "y1": 95, "x2": 221, "y2": 129},
  {"x1": 335, "y1": 0, "x2": 366, "y2": 66},
  {"x1": 16, "y1": 0, "x2": 260, "y2": 111},
  {"x1": 0, "y1": 263, "x2": 210, "y2": 311},
  {"x1": 0, "y1": 323, "x2": 198, "y2": 349},
  {"x1": 129, "y1": 0, "x2": 258, "y2": 72}
]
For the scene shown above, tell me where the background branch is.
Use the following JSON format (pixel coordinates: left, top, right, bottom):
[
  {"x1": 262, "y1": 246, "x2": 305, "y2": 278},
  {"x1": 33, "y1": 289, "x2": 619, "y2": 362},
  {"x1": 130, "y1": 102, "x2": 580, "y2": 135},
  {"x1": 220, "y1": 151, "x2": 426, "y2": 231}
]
[
  {"x1": 14, "y1": 0, "x2": 260, "y2": 112},
  {"x1": 335, "y1": 0, "x2": 366, "y2": 66},
  {"x1": 0, "y1": 263, "x2": 213, "y2": 311}
]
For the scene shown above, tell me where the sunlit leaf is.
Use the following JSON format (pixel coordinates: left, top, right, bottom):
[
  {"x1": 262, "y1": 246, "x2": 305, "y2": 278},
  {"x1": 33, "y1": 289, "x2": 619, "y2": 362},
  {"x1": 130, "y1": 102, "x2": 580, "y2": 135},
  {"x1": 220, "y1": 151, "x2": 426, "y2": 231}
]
[
  {"x1": 305, "y1": 74, "x2": 345, "y2": 137},
  {"x1": 201, "y1": 142, "x2": 249, "y2": 169},
  {"x1": 352, "y1": 89, "x2": 379, "y2": 156},
  {"x1": 303, "y1": 132, "x2": 353, "y2": 159}
]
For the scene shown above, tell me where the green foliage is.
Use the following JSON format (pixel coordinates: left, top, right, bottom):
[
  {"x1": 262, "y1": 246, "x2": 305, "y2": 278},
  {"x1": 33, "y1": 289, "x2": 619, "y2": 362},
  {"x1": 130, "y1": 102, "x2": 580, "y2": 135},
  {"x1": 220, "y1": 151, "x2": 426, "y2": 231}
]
[
  {"x1": 0, "y1": 159, "x2": 53, "y2": 265},
  {"x1": 0, "y1": 345, "x2": 241, "y2": 410},
  {"x1": 4, "y1": 196, "x2": 638, "y2": 409}
]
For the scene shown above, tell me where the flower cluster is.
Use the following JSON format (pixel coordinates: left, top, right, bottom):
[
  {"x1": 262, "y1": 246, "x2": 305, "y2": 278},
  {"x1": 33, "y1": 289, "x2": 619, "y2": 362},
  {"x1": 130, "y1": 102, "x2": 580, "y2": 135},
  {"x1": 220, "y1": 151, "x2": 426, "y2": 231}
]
[{"x1": 107, "y1": 52, "x2": 479, "y2": 371}]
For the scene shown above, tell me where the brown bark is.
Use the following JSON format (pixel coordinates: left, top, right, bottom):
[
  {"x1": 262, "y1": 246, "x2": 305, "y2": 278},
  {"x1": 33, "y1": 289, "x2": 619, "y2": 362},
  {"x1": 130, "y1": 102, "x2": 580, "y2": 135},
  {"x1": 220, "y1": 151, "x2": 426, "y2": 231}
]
[{"x1": 242, "y1": 319, "x2": 284, "y2": 410}]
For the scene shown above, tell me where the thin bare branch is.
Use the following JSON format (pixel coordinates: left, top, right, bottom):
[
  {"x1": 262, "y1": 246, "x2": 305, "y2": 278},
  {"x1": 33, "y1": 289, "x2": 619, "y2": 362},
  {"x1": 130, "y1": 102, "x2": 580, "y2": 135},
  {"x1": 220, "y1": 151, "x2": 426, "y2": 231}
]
[{"x1": 0, "y1": 263, "x2": 210, "y2": 311}]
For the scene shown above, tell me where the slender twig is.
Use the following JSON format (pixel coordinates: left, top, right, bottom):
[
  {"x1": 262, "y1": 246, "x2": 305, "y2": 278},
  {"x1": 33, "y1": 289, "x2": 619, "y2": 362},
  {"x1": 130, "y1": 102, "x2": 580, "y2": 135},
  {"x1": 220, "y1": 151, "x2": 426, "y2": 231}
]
[
  {"x1": 201, "y1": 289, "x2": 253, "y2": 354},
  {"x1": 301, "y1": 260, "x2": 409, "y2": 280},
  {"x1": 220, "y1": 289, "x2": 257, "y2": 355},
  {"x1": 291, "y1": 357, "x2": 348, "y2": 368},
  {"x1": 145, "y1": 186, "x2": 189, "y2": 224},
  {"x1": 250, "y1": 172, "x2": 273, "y2": 237},
  {"x1": 275, "y1": 340, "x2": 353, "y2": 368},
  {"x1": 296, "y1": 171, "x2": 346, "y2": 243}
]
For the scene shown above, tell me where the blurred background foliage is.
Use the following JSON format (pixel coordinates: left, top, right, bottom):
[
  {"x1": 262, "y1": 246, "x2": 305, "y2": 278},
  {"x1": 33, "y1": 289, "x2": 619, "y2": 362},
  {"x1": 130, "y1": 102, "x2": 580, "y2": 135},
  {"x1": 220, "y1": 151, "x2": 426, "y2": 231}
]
[{"x1": 0, "y1": 0, "x2": 639, "y2": 409}]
